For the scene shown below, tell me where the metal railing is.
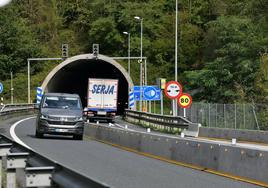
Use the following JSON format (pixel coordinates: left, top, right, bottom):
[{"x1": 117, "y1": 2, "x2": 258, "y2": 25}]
[
  {"x1": 146, "y1": 101, "x2": 268, "y2": 130},
  {"x1": 0, "y1": 104, "x2": 35, "y2": 118},
  {"x1": 0, "y1": 134, "x2": 109, "y2": 188},
  {"x1": 125, "y1": 109, "x2": 199, "y2": 130},
  {"x1": 0, "y1": 103, "x2": 35, "y2": 112},
  {"x1": 177, "y1": 103, "x2": 262, "y2": 130}
]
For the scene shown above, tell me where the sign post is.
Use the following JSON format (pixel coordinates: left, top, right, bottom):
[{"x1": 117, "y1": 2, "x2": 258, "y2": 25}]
[
  {"x1": 160, "y1": 90, "x2": 164, "y2": 115},
  {"x1": 157, "y1": 78, "x2": 166, "y2": 115}
]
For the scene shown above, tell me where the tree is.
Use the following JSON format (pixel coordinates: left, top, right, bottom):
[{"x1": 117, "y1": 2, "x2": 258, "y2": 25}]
[
  {"x1": 185, "y1": 16, "x2": 267, "y2": 103},
  {"x1": 0, "y1": 5, "x2": 41, "y2": 80}
]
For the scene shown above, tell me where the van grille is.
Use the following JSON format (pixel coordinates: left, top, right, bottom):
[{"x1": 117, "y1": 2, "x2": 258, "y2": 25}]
[
  {"x1": 48, "y1": 116, "x2": 77, "y2": 121},
  {"x1": 46, "y1": 116, "x2": 78, "y2": 125},
  {"x1": 47, "y1": 120, "x2": 76, "y2": 125}
]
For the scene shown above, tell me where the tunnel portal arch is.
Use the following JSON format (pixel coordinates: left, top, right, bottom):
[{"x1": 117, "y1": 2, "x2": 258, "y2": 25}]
[{"x1": 41, "y1": 54, "x2": 134, "y2": 115}]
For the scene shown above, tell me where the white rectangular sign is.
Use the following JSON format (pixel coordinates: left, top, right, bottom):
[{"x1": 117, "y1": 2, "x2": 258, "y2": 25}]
[{"x1": 87, "y1": 78, "x2": 118, "y2": 110}]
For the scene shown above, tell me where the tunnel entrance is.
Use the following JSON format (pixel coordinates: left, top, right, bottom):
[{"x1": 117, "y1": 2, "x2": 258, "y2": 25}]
[{"x1": 41, "y1": 54, "x2": 133, "y2": 115}]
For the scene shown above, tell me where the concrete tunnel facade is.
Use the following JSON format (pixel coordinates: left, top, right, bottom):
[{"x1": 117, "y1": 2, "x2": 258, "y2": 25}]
[{"x1": 41, "y1": 54, "x2": 134, "y2": 115}]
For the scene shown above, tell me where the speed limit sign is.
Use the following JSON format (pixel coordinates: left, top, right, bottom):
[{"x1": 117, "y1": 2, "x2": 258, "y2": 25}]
[
  {"x1": 178, "y1": 93, "x2": 192, "y2": 108},
  {"x1": 164, "y1": 81, "x2": 183, "y2": 99}
]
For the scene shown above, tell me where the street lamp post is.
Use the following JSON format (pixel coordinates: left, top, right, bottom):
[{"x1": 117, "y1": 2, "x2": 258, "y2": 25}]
[
  {"x1": 27, "y1": 59, "x2": 30, "y2": 104},
  {"x1": 10, "y1": 71, "x2": 13, "y2": 104},
  {"x1": 134, "y1": 16, "x2": 143, "y2": 112},
  {"x1": 123, "y1": 32, "x2": 131, "y2": 75},
  {"x1": 174, "y1": 0, "x2": 178, "y2": 116},
  {"x1": 123, "y1": 31, "x2": 132, "y2": 109}
]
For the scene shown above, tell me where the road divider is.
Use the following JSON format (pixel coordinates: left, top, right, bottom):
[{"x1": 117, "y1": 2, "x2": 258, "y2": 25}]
[
  {"x1": 85, "y1": 123, "x2": 268, "y2": 187},
  {"x1": 199, "y1": 127, "x2": 268, "y2": 144}
]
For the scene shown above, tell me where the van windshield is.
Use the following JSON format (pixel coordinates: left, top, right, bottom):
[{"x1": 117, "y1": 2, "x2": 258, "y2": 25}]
[{"x1": 42, "y1": 96, "x2": 81, "y2": 110}]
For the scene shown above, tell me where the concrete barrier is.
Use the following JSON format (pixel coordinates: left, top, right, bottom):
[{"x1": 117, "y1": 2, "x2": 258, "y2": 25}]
[
  {"x1": 217, "y1": 146, "x2": 267, "y2": 182},
  {"x1": 199, "y1": 127, "x2": 268, "y2": 144},
  {"x1": 85, "y1": 124, "x2": 268, "y2": 185},
  {"x1": 182, "y1": 123, "x2": 201, "y2": 137}
]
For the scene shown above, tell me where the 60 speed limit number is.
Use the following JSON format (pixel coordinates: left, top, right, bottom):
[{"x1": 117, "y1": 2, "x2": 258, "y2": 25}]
[{"x1": 178, "y1": 93, "x2": 192, "y2": 108}]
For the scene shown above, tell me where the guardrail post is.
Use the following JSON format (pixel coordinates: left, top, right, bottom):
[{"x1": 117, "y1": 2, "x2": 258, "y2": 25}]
[
  {"x1": 0, "y1": 143, "x2": 12, "y2": 188},
  {"x1": 5, "y1": 152, "x2": 29, "y2": 188},
  {"x1": 20, "y1": 167, "x2": 54, "y2": 187},
  {"x1": 6, "y1": 169, "x2": 16, "y2": 188}
]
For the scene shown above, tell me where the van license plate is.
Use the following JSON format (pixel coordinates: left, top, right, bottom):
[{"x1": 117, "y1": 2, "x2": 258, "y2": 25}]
[
  {"x1": 97, "y1": 111, "x2": 107, "y2": 115},
  {"x1": 56, "y1": 129, "x2": 68, "y2": 132}
]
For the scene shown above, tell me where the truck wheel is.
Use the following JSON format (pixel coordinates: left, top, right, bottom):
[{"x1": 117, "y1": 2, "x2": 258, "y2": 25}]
[
  {"x1": 35, "y1": 130, "x2": 43, "y2": 138},
  {"x1": 73, "y1": 134, "x2": 83, "y2": 140}
]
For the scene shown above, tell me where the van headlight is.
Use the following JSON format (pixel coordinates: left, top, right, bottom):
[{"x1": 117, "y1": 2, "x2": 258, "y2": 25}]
[
  {"x1": 40, "y1": 114, "x2": 49, "y2": 119},
  {"x1": 75, "y1": 117, "x2": 83, "y2": 121}
]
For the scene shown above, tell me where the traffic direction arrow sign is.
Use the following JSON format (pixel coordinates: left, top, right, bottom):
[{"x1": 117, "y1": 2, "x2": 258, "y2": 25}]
[
  {"x1": 164, "y1": 81, "x2": 182, "y2": 99},
  {"x1": 133, "y1": 86, "x2": 161, "y2": 101},
  {"x1": 143, "y1": 86, "x2": 160, "y2": 101},
  {"x1": 178, "y1": 93, "x2": 192, "y2": 108}
]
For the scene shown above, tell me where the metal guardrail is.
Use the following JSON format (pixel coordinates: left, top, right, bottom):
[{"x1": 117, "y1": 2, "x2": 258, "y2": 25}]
[
  {"x1": 0, "y1": 134, "x2": 110, "y2": 188},
  {"x1": 0, "y1": 104, "x2": 111, "y2": 188},
  {"x1": 0, "y1": 104, "x2": 35, "y2": 117},
  {"x1": 124, "y1": 109, "x2": 199, "y2": 129},
  {"x1": 0, "y1": 103, "x2": 35, "y2": 112}
]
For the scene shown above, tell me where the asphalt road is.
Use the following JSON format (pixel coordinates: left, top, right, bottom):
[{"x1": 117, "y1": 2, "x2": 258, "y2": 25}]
[{"x1": 3, "y1": 116, "x2": 263, "y2": 188}]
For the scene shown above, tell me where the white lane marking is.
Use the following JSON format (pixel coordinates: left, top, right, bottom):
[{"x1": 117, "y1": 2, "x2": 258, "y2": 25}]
[
  {"x1": 10, "y1": 117, "x2": 36, "y2": 150},
  {"x1": 114, "y1": 123, "x2": 135, "y2": 131}
]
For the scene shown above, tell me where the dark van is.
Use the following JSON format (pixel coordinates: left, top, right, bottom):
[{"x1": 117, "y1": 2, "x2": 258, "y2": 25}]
[{"x1": 35, "y1": 93, "x2": 84, "y2": 140}]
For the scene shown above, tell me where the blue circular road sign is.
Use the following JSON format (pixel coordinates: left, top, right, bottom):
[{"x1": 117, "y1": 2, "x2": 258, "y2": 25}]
[
  {"x1": 143, "y1": 86, "x2": 157, "y2": 100},
  {"x1": 0, "y1": 83, "x2": 3, "y2": 94}
]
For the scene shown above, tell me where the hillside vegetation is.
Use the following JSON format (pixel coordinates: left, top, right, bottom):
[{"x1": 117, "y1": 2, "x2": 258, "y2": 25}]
[{"x1": 0, "y1": 0, "x2": 267, "y2": 104}]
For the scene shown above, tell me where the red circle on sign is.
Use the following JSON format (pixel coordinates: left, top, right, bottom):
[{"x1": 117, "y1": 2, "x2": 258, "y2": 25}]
[
  {"x1": 178, "y1": 93, "x2": 192, "y2": 108},
  {"x1": 164, "y1": 81, "x2": 183, "y2": 99}
]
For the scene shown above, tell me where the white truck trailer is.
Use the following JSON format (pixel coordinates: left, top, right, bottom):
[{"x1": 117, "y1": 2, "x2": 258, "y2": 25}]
[{"x1": 85, "y1": 78, "x2": 118, "y2": 122}]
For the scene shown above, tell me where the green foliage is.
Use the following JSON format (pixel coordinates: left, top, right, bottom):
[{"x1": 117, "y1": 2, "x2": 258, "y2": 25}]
[
  {"x1": 0, "y1": 5, "x2": 42, "y2": 80},
  {"x1": 185, "y1": 16, "x2": 267, "y2": 103},
  {"x1": 0, "y1": 0, "x2": 267, "y2": 107}
]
